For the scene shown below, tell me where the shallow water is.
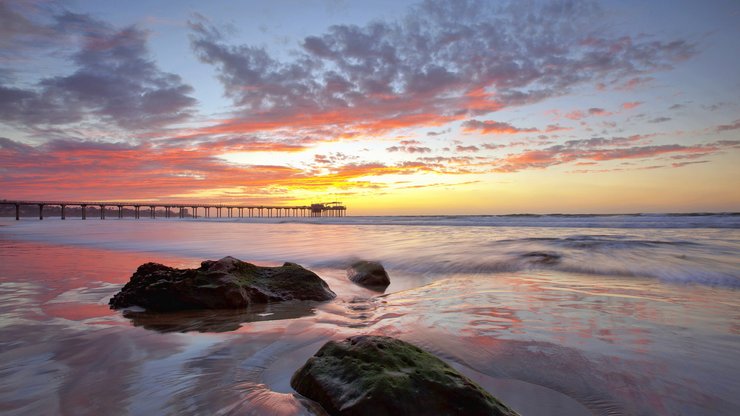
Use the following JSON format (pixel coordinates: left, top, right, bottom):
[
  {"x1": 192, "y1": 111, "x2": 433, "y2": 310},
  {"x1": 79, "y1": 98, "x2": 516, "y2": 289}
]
[{"x1": 1, "y1": 217, "x2": 739, "y2": 415}]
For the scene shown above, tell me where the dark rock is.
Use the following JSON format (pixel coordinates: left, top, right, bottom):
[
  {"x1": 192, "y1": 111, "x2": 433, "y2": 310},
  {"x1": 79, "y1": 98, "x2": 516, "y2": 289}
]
[
  {"x1": 291, "y1": 335, "x2": 519, "y2": 416},
  {"x1": 519, "y1": 251, "x2": 562, "y2": 265},
  {"x1": 109, "y1": 256, "x2": 335, "y2": 311},
  {"x1": 346, "y1": 261, "x2": 390, "y2": 291}
]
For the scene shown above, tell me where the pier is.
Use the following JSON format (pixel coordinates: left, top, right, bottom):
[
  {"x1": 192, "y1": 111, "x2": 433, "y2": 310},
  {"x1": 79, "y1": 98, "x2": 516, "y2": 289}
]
[{"x1": 0, "y1": 200, "x2": 346, "y2": 220}]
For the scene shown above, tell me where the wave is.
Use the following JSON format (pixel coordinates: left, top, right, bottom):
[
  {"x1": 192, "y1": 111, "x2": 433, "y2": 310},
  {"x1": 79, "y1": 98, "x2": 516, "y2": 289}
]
[
  {"x1": 373, "y1": 252, "x2": 740, "y2": 289},
  {"x1": 494, "y1": 235, "x2": 700, "y2": 249},
  {"x1": 249, "y1": 213, "x2": 740, "y2": 229},
  {"x1": 2, "y1": 218, "x2": 738, "y2": 289},
  {"x1": 326, "y1": 234, "x2": 740, "y2": 289},
  {"x1": 6, "y1": 213, "x2": 737, "y2": 229}
]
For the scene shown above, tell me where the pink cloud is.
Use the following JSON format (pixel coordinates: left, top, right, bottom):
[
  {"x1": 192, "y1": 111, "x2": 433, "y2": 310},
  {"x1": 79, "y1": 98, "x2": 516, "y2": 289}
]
[
  {"x1": 544, "y1": 124, "x2": 571, "y2": 133},
  {"x1": 564, "y1": 107, "x2": 612, "y2": 121},
  {"x1": 716, "y1": 119, "x2": 740, "y2": 132},
  {"x1": 621, "y1": 101, "x2": 643, "y2": 110},
  {"x1": 617, "y1": 77, "x2": 654, "y2": 91}
]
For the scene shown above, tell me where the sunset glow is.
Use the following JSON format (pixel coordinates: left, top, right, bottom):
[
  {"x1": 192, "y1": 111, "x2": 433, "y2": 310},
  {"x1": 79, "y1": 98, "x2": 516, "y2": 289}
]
[{"x1": 1, "y1": 0, "x2": 738, "y2": 214}]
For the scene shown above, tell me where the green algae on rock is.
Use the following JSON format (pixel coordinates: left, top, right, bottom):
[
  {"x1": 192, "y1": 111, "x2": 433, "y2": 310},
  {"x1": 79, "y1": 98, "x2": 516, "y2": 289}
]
[
  {"x1": 109, "y1": 256, "x2": 336, "y2": 311},
  {"x1": 291, "y1": 335, "x2": 519, "y2": 416}
]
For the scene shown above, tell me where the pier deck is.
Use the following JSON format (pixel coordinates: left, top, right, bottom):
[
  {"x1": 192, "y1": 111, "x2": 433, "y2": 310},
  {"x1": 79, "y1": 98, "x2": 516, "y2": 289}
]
[{"x1": 0, "y1": 200, "x2": 346, "y2": 220}]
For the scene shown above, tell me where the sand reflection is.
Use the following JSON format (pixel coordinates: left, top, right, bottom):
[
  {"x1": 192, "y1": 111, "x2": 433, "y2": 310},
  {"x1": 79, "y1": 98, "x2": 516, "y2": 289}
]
[
  {"x1": 2, "y1": 228, "x2": 739, "y2": 416},
  {"x1": 121, "y1": 301, "x2": 319, "y2": 333}
]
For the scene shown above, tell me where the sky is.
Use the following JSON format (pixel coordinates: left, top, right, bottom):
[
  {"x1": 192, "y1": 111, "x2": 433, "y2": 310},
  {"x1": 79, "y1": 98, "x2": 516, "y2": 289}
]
[{"x1": 1, "y1": 0, "x2": 739, "y2": 215}]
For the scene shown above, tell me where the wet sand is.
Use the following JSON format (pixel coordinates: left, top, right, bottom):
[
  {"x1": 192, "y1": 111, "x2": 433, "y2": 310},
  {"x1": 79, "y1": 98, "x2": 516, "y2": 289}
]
[{"x1": 1, "y1": 220, "x2": 739, "y2": 415}]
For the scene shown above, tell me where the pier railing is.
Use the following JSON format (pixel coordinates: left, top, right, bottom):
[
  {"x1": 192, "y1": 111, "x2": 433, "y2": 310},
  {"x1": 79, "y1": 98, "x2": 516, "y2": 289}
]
[{"x1": 0, "y1": 200, "x2": 346, "y2": 220}]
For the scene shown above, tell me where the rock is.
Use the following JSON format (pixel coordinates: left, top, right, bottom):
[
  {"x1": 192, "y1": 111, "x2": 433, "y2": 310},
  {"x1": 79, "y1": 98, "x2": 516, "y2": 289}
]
[
  {"x1": 291, "y1": 335, "x2": 519, "y2": 416},
  {"x1": 346, "y1": 261, "x2": 390, "y2": 291},
  {"x1": 109, "y1": 256, "x2": 335, "y2": 311},
  {"x1": 519, "y1": 251, "x2": 561, "y2": 265}
]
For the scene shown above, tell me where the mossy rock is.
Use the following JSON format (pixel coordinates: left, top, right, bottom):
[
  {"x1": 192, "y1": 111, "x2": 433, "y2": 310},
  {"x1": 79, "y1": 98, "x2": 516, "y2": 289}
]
[
  {"x1": 109, "y1": 256, "x2": 335, "y2": 311},
  {"x1": 291, "y1": 335, "x2": 519, "y2": 415}
]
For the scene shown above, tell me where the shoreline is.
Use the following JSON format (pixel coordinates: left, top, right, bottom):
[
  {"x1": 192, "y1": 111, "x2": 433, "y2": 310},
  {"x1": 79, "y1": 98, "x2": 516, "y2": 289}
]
[{"x1": 2, "y1": 214, "x2": 739, "y2": 233}]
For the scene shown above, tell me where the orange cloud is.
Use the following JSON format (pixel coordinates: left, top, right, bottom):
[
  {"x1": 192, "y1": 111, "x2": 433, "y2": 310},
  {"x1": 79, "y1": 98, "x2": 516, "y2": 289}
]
[{"x1": 0, "y1": 136, "x2": 475, "y2": 203}]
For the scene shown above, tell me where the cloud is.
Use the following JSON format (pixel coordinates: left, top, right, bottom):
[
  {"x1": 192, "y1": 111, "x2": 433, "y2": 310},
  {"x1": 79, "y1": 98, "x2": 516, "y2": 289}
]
[
  {"x1": 716, "y1": 119, "x2": 740, "y2": 132},
  {"x1": 564, "y1": 110, "x2": 586, "y2": 120},
  {"x1": 494, "y1": 138, "x2": 733, "y2": 172},
  {"x1": 563, "y1": 106, "x2": 612, "y2": 120},
  {"x1": 305, "y1": 159, "x2": 469, "y2": 186},
  {"x1": 588, "y1": 107, "x2": 610, "y2": 116},
  {"x1": 481, "y1": 143, "x2": 505, "y2": 150},
  {"x1": 395, "y1": 179, "x2": 480, "y2": 190},
  {"x1": 188, "y1": 0, "x2": 695, "y2": 136},
  {"x1": 671, "y1": 160, "x2": 708, "y2": 168},
  {"x1": 616, "y1": 76, "x2": 654, "y2": 91},
  {"x1": 704, "y1": 102, "x2": 730, "y2": 112},
  {"x1": 455, "y1": 145, "x2": 479, "y2": 152},
  {"x1": 544, "y1": 124, "x2": 570, "y2": 133},
  {"x1": 387, "y1": 145, "x2": 432, "y2": 153},
  {"x1": 0, "y1": 11, "x2": 196, "y2": 130},
  {"x1": 461, "y1": 119, "x2": 537, "y2": 134},
  {"x1": 0, "y1": 136, "x2": 35, "y2": 153},
  {"x1": 313, "y1": 152, "x2": 359, "y2": 165},
  {"x1": 648, "y1": 116, "x2": 671, "y2": 123},
  {"x1": 562, "y1": 135, "x2": 649, "y2": 148},
  {"x1": 714, "y1": 140, "x2": 740, "y2": 147},
  {"x1": 411, "y1": 155, "x2": 484, "y2": 174},
  {"x1": 427, "y1": 128, "x2": 451, "y2": 136},
  {"x1": 403, "y1": 146, "x2": 432, "y2": 153},
  {"x1": 621, "y1": 101, "x2": 642, "y2": 110},
  {"x1": 0, "y1": 2, "x2": 59, "y2": 54},
  {"x1": 1, "y1": 1, "x2": 719, "y2": 203},
  {"x1": 0, "y1": 135, "x2": 316, "y2": 199},
  {"x1": 0, "y1": 135, "x2": 466, "y2": 200},
  {"x1": 668, "y1": 152, "x2": 711, "y2": 161},
  {"x1": 161, "y1": 135, "x2": 309, "y2": 153}
]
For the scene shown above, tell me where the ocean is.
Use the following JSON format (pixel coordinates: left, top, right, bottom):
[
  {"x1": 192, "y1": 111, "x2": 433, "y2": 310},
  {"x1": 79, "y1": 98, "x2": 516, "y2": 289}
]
[{"x1": 1, "y1": 214, "x2": 738, "y2": 415}]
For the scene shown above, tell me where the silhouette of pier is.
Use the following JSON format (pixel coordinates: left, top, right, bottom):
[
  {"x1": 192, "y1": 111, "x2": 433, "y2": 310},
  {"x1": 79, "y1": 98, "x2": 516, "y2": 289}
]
[{"x1": 0, "y1": 200, "x2": 346, "y2": 220}]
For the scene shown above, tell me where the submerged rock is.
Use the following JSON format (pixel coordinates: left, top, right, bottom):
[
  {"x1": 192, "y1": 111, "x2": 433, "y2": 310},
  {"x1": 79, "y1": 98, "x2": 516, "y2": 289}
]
[
  {"x1": 109, "y1": 256, "x2": 335, "y2": 311},
  {"x1": 346, "y1": 261, "x2": 390, "y2": 291},
  {"x1": 291, "y1": 335, "x2": 519, "y2": 416},
  {"x1": 519, "y1": 251, "x2": 562, "y2": 265}
]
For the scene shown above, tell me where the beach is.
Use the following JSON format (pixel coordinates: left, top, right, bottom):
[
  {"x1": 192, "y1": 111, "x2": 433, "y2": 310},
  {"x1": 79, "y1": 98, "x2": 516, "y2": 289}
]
[{"x1": 1, "y1": 215, "x2": 738, "y2": 415}]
